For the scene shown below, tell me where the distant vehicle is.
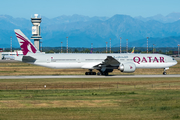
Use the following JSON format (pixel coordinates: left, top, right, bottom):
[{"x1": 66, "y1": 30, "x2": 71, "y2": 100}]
[
  {"x1": 14, "y1": 29, "x2": 177, "y2": 75},
  {"x1": 0, "y1": 48, "x2": 3, "y2": 52}
]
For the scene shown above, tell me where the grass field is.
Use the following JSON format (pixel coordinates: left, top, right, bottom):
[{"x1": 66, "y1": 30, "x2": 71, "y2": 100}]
[
  {"x1": 0, "y1": 78, "x2": 180, "y2": 120},
  {"x1": 0, "y1": 60, "x2": 179, "y2": 75},
  {"x1": 0, "y1": 61, "x2": 179, "y2": 119}
]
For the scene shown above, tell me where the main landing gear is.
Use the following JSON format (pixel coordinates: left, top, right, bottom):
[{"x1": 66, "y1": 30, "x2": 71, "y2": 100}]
[
  {"x1": 97, "y1": 69, "x2": 113, "y2": 76},
  {"x1": 85, "y1": 71, "x2": 109, "y2": 76},
  {"x1": 97, "y1": 72, "x2": 108, "y2": 76},
  {"x1": 163, "y1": 68, "x2": 169, "y2": 75},
  {"x1": 85, "y1": 69, "x2": 96, "y2": 75},
  {"x1": 85, "y1": 69, "x2": 113, "y2": 76}
]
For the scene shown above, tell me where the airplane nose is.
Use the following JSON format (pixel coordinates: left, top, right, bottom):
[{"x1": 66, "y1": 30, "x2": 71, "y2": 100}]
[{"x1": 174, "y1": 60, "x2": 178, "y2": 65}]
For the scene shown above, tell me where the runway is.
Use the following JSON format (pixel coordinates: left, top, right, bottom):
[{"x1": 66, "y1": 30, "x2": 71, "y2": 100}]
[{"x1": 0, "y1": 74, "x2": 180, "y2": 79}]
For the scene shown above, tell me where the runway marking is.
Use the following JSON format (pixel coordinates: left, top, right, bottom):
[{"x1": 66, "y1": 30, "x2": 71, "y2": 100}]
[{"x1": 0, "y1": 75, "x2": 180, "y2": 79}]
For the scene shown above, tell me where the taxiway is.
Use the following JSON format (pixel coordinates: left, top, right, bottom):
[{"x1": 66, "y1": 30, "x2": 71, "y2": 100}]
[{"x1": 0, "y1": 75, "x2": 180, "y2": 79}]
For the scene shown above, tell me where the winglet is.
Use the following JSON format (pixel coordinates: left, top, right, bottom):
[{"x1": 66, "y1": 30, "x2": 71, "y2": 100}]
[{"x1": 14, "y1": 29, "x2": 39, "y2": 55}]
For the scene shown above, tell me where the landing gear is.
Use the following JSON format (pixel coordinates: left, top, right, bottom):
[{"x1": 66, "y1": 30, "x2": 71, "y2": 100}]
[
  {"x1": 97, "y1": 72, "x2": 108, "y2": 76},
  {"x1": 85, "y1": 69, "x2": 96, "y2": 75},
  {"x1": 85, "y1": 72, "x2": 96, "y2": 75},
  {"x1": 97, "y1": 72, "x2": 101, "y2": 75},
  {"x1": 163, "y1": 68, "x2": 169, "y2": 75},
  {"x1": 163, "y1": 72, "x2": 167, "y2": 75},
  {"x1": 85, "y1": 69, "x2": 113, "y2": 76},
  {"x1": 97, "y1": 69, "x2": 113, "y2": 76}
]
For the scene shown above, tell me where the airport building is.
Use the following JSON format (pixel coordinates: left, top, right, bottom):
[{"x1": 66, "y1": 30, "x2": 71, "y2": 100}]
[{"x1": 0, "y1": 51, "x2": 23, "y2": 60}]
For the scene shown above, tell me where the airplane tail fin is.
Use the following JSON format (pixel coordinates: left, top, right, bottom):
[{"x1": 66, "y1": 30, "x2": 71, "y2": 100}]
[
  {"x1": 131, "y1": 47, "x2": 135, "y2": 53},
  {"x1": 14, "y1": 29, "x2": 40, "y2": 55}
]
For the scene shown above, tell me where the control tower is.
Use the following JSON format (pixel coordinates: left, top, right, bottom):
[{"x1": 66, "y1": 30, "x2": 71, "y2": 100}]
[{"x1": 31, "y1": 14, "x2": 42, "y2": 50}]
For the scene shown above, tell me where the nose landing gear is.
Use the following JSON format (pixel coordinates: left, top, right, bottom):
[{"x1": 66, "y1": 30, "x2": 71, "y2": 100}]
[
  {"x1": 163, "y1": 71, "x2": 167, "y2": 75},
  {"x1": 163, "y1": 68, "x2": 169, "y2": 75}
]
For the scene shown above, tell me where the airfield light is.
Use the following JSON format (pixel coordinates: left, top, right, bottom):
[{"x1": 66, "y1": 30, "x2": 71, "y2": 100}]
[
  {"x1": 120, "y1": 37, "x2": 122, "y2": 53},
  {"x1": 147, "y1": 37, "x2": 149, "y2": 53},
  {"x1": 91, "y1": 43, "x2": 93, "y2": 53},
  {"x1": 61, "y1": 42, "x2": 63, "y2": 53},
  {"x1": 106, "y1": 42, "x2": 108, "y2": 53},
  {"x1": 10, "y1": 36, "x2": 12, "y2": 52},
  {"x1": 40, "y1": 41, "x2": 42, "y2": 52},
  {"x1": 66, "y1": 37, "x2": 68, "y2": 53},
  {"x1": 178, "y1": 44, "x2": 180, "y2": 57},
  {"x1": 126, "y1": 39, "x2": 128, "y2": 53},
  {"x1": 153, "y1": 44, "x2": 155, "y2": 54},
  {"x1": 110, "y1": 38, "x2": 111, "y2": 53}
]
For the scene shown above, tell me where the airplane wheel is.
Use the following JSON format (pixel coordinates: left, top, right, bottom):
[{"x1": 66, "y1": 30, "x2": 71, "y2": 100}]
[
  {"x1": 105, "y1": 72, "x2": 108, "y2": 76},
  {"x1": 92, "y1": 72, "x2": 96, "y2": 75},
  {"x1": 97, "y1": 72, "x2": 101, "y2": 75},
  {"x1": 163, "y1": 72, "x2": 167, "y2": 75},
  {"x1": 85, "y1": 72, "x2": 90, "y2": 75},
  {"x1": 86, "y1": 72, "x2": 96, "y2": 75}
]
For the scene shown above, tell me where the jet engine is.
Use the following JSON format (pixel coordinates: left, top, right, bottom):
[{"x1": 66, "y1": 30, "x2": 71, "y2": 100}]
[{"x1": 119, "y1": 63, "x2": 136, "y2": 73}]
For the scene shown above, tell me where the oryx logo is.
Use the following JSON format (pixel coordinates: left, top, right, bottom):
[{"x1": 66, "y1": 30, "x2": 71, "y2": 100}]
[{"x1": 15, "y1": 32, "x2": 37, "y2": 55}]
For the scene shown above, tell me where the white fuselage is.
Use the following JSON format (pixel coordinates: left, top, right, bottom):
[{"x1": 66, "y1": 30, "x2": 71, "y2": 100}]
[{"x1": 17, "y1": 53, "x2": 177, "y2": 70}]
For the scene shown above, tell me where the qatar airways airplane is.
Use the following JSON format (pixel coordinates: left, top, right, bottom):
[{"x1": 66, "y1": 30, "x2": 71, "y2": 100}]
[{"x1": 14, "y1": 29, "x2": 177, "y2": 75}]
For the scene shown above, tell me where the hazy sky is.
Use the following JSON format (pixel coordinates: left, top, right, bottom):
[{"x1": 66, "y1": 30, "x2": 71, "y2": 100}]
[{"x1": 0, "y1": 0, "x2": 180, "y2": 19}]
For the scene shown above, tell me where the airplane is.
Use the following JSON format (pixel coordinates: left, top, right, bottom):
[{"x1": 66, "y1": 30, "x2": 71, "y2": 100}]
[{"x1": 14, "y1": 29, "x2": 177, "y2": 75}]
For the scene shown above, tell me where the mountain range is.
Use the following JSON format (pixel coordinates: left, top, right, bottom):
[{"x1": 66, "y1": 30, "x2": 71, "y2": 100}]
[{"x1": 0, "y1": 13, "x2": 180, "y2": 48}]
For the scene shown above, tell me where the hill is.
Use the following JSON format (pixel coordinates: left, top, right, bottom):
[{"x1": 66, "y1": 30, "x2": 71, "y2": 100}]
[{"x1": 0, "y1": 13, "x2": 180, "y2": 48}]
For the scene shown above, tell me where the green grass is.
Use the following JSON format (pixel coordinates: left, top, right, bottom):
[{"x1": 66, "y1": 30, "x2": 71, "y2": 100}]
[{"x1": 0, "y1": 78, "x2": 180, "y2": 119}]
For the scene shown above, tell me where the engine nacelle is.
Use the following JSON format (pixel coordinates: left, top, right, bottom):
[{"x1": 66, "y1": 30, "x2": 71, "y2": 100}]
[{"x1": 119, "y1": 62, "x2": 136, "y2": 73}]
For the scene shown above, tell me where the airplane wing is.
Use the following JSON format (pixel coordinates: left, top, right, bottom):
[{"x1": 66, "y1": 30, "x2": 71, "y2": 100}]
[
  {"x1": 81, "y1": 56, "x2": 120, "y2": 69},
  {"x1": 101, "y1": 56, "x2": 120, "y2": 66}
]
